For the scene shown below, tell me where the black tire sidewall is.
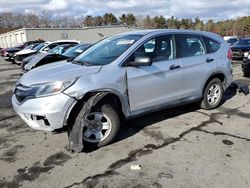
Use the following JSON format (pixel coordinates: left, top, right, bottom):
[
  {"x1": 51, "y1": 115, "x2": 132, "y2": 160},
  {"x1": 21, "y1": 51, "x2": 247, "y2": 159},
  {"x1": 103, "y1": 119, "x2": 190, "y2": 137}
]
[
  {"x1": 202, "y1": 78, "x2": 224, "y2": 110},
  {"x1": 83, "y1": 104, "x2": 120, "y2": 148}
]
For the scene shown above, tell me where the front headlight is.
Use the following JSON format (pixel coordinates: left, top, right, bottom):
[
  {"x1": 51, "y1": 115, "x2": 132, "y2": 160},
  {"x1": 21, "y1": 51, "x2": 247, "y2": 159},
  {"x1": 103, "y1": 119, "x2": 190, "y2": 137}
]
[
  {"x1": 244, "y1": 52, "x2": 249, "y2": 58},
  {"x1": 244, "y1": 51, "x2": 250, "y2": 59},
  {"x1": 30, "y1": 79, "x2": 77, "y2": 97}
]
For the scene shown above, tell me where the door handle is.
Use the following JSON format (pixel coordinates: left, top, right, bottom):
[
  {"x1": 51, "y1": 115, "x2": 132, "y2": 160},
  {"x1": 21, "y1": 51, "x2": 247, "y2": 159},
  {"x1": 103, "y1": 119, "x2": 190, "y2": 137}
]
[
  {"x1": 169, "y1": 64, "x2": 181, "y2": 70},
  {"x1": 206, "y1": 58, "x2": 214, "y2": 63}
]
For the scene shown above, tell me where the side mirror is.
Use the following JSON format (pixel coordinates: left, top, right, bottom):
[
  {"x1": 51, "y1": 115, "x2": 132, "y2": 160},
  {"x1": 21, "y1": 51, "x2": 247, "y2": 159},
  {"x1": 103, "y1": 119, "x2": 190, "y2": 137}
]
[
  {"x1": 43, "y1": 47, "x2": 49, "y2": 52},
  {"x1": 129, "y1": 56, "x2": 152, "y2": 67}
]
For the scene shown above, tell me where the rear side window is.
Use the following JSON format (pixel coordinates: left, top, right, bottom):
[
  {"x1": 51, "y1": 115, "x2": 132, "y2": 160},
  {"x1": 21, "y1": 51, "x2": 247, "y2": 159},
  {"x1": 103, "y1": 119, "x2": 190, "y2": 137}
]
[
  {"x1": 144, "y1": 39, "x2": 155, "y2": 53},
  {"x1": 175, "y1": 34, "x2": 206, "y2": 58},
  {"x1": 203, "y1": 37, "x2": 221, "y2": 53}
]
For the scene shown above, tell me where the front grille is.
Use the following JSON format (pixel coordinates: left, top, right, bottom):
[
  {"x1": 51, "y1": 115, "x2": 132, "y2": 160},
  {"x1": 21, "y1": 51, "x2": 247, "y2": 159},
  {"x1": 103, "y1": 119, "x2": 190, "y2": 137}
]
[
  {"x1": 15, "y1": 55, "x2": 22, "y2": 61},
  {"x1": 232, "y1": 49, "x2": 239, "y2": 52},
  {"x1": 232, "y1": 52, "x2": 240, "y2": 57},
  {"x1": 14, "y1": 83, "x2": 35, "y2": 103},
  {"x1": 16, "y1": 55, "x2": 27, "y2": 61},
  {"x1": 232, "y1": 49, "x2": 243, "y2": 58}
]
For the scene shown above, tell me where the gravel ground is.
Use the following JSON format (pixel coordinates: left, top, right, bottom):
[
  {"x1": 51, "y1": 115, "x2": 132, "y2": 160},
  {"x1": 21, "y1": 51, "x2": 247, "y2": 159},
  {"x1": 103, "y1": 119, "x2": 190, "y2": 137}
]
[{"x1": 0, "y1": 58, "x2": 250, "y2": 188}]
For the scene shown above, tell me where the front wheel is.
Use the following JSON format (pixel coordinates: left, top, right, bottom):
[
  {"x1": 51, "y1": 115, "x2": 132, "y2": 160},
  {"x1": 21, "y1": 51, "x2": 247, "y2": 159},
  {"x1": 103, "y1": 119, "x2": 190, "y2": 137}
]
[
  {"x1": 82, "y1": 104, "x2": 120, "y2": 148},
  {"x1": 200, "y1": 78, "x2": 224, "y2": 110}
]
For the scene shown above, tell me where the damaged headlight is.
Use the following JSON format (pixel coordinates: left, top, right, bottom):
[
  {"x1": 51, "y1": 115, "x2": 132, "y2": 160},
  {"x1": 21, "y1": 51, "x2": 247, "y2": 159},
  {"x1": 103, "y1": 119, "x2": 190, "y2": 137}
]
[{"x1": 30, "y1": 78, "x2": 77, "y2": 97}]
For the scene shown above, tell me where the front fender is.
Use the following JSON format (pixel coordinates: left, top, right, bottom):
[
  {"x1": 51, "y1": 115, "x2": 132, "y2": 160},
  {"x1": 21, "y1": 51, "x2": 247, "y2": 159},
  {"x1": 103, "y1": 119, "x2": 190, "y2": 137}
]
[{"x1": 76, "y1": 88, "x2": 131, "y2": 118}]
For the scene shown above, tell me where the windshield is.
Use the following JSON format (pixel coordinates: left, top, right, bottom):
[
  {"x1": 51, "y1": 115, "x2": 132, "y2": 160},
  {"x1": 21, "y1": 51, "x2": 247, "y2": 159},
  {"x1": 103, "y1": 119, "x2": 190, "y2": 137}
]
[
  {"x1": 227, "y1": 38, "x2": 238, "y2": 44},
  {"x1": 49, "y1": 45, "x2": 65, "y2": 54},
  {"x1": 23, "y1": 44, "x2": 33, "y2": 50},
  {"x1": 23, "y1": 43, "x2": 40, "y2": 50},
  {"x1": 234, "y1": 39, "x2": 250, "y2": 46},
  {"x1": 33, "y1": 43, "x2": 47, "y2": 51},
  {"x1": 74, "y1": 34, "x2": 142, "y2": 66},
  {"x1": 63, "y1": 44, "x2": 91, "y2": 58}
]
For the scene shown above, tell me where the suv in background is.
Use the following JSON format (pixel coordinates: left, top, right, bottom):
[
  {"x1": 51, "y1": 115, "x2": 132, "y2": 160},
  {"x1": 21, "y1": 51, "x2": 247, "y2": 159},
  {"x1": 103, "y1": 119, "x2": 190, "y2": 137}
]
[
  {"x1": 12, "y1": 30, "x2": 233, "y2": 149},
  {"x1": 231, "y1": 38, "x2": 250, "y2": 59}
]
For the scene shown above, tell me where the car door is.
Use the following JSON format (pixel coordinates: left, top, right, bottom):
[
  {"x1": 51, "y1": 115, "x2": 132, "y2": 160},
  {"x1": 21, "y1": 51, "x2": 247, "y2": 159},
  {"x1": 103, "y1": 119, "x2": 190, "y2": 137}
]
[
  {"x1": 175, "y1": 34, "x2": 216, "y2": 101},
  {"x1": 126, "y1": 34, "x2": 182, "y2": 114}
]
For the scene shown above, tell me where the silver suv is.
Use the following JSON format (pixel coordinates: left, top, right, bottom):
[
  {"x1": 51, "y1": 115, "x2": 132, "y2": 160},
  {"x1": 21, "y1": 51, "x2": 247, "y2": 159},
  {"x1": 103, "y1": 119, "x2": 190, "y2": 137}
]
[{"x1": 12, "y1": 29, "x2": 233, "y2": 148}]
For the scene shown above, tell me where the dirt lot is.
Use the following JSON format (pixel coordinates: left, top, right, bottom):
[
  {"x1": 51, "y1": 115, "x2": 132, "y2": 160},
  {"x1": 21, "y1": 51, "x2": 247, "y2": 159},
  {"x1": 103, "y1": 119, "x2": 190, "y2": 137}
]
[{"x1": 0, "y1": 58, "x2": 250, "y2": 188}]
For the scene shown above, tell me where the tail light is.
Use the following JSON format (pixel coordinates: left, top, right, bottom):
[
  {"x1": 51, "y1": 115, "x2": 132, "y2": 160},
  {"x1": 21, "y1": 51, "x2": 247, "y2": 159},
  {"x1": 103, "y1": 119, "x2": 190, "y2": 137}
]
[{"x1": 227, "y1": 49, "x2": 232, "y2": 60}]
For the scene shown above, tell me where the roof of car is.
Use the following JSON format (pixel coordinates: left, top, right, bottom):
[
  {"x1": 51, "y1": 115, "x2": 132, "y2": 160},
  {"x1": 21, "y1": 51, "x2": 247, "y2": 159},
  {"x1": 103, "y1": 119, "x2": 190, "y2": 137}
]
[
  {"x1": 117, "y1": 29, "x2": 224, "y2": 43},
  {"x1": 55, "y1": 43, "x2": 76, "y2": 47},
  {"x1": 122, "y1": 29, "x2": 219, "y2": 36}
]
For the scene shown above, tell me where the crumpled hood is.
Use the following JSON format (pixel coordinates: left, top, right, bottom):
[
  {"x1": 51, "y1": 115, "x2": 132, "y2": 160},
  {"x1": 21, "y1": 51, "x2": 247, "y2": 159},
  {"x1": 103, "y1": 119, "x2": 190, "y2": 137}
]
[
  {"x1": 18, "y1": 61, "x2": 102, "y2": 86},
  {"x1": 24, "y1": 53, "x2": 49, "y2": 70},
  {"x1": 15, "y1": 49, "x2": 36, "y2": 56}
]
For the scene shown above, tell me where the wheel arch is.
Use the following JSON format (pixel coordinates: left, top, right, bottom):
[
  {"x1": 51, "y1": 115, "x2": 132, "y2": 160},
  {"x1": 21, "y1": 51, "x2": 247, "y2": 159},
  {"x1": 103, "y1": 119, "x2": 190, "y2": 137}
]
[
  {"x1": 203, "y1": 72, "x2": 226, "y2": 94},
  {"x1": 66, "y1": 89, "x2": 130, "y2": 128}
]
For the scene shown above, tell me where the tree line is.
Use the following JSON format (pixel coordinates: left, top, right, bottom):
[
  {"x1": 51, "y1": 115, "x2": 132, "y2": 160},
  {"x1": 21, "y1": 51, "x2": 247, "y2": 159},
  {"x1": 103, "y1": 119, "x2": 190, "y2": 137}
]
[{"x1": 0, "y1": 12, "x2": 249, "y2": 37}]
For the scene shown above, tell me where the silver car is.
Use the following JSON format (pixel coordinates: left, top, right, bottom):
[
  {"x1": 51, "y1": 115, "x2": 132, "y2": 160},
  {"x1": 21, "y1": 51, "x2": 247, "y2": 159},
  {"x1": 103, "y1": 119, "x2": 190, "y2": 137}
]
[{"x1": 12, "y1": 29, "x2": 233, "y2": 149}]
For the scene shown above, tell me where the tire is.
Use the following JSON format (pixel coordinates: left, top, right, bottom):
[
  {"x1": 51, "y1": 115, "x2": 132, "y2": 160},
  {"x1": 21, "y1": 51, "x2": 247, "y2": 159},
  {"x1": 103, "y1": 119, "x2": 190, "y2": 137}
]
[
  {"x1": 200, "y1": 78, "x2": 224, "y2": 110},
  {"x1": 243, "y1": 71, "x2": 250, "y2": 77},
  {"x1": 82, "y1": 104, "x2": 120, "y2": 148}
]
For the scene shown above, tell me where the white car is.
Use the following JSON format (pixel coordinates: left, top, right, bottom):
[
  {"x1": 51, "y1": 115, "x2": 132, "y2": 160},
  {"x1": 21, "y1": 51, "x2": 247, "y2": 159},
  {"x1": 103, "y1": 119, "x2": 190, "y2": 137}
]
[{"x1": 14, "y1": 40, "x2": 80, "y2": 64}]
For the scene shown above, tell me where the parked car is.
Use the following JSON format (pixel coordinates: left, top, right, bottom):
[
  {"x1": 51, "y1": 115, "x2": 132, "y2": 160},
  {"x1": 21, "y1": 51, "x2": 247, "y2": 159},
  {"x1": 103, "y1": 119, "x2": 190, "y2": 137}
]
[
  {"x1": 3, "y1": 45, "x2": 23, "y2": 61},
  {"x1": 12, "y1": 29, "x2": 233, "y2": 149},
  {"x1": 14, "y1": 42, "x2": 50, "y2": 64},
  {"x1": 14, "y1": 40, "x2": 80, "y2": 64},
  {"x1": 18, "y1": 40, "x2": 45, "y2": 49},
  {"x1": 3, "y1": 40, "x2": 44, "y2": 62},
  {"x1": 226, "y1": 37, "x2": 239, "y2": 46},
  {"x1": 47, "y1": 43, "x2": 77, "y2": 54},
  {"x1": 231, "y1": 38, "x2": 250, "y2": 59},
  {"x1": 0, "y1": 48, "x2": 6, "y2": 57},
  {"x1": 39, "y1": 40, "x2": 80, "y2": 53},
  {"x1": 62, "y1": 43, "x2": 92, "y2": 59},
  {"x1": 14, "y1": 43, "x2": 43, "y2": 63},
  {"x1": 22, "y1": 43, "x2": 91, "y2": 72},
  {"x1": 242, "y1": 52, "x2": 250, "y2": 76}
]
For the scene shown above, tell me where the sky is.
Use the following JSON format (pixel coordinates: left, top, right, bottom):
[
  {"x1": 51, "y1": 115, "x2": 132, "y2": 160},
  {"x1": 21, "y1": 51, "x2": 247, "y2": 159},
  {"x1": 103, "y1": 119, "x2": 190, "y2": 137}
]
[{"x1": 0, "y1": 0, "x2": 249, "y2": 20}]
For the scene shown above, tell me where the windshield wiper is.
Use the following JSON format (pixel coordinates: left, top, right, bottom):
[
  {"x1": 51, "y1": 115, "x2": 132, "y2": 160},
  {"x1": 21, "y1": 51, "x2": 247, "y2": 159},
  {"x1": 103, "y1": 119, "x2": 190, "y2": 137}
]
[{"x1": 71, "y1": 60, "x2": 91, "y2": 66}]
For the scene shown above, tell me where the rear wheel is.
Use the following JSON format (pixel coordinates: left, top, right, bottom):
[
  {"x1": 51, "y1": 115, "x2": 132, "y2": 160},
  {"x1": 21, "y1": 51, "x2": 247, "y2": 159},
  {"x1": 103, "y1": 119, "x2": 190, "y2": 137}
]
[
  {"x1": 200, "y1": 78, "x2": 224, "y2": 110},
  {"x1": 82, "y1": 104, "x2": 120, "y2": 148}
]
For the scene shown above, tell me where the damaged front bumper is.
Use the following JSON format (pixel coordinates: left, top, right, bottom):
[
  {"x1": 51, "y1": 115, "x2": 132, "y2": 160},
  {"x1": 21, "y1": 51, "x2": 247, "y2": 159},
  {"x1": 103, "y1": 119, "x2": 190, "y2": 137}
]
[
  {"x1": 231, "y1": 81, "x2": 249, "y2": 95},
  {"x1": 12, "y1": 93, "x2": 76, "y2": 131}
]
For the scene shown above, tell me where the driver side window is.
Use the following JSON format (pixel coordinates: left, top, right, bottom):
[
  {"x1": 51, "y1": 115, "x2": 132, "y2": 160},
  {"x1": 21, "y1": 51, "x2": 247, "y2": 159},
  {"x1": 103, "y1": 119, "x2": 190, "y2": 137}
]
[{"x1": 129, "y1": 35, "x2": 174, "y2": 64}]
